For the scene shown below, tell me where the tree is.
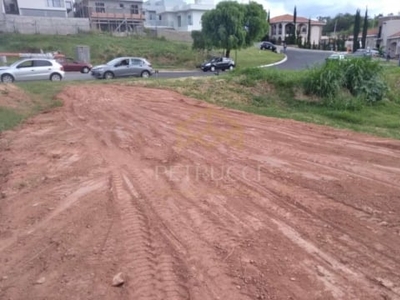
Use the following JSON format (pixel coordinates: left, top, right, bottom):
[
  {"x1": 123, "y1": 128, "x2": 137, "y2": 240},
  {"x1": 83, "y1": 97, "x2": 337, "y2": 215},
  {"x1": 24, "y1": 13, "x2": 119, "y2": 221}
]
[
  {"x1": 307, "y1": 18, "x2": 311, "y2": 48},
  {"x1": 201, "y1": 1, "x2": 268, "y2": 57},
  {"x1": 293, "y1": 6, "x2": 297, "y2": 39},
  {"x1": 321, "y1": 13, "x2": 356, "y2": 35},
  {"x1": 191, "y1": 30, "x2": 211, "y2": 51},
  {"x1": 353, "y1": 9, "x2": 361, "y2": 52},
  {"x1": 361, "y1": 8, "x2": 368, "y2": 49},
  {"x1": 244, "y1": 2, "x2": 269, "y2": 46},
  {"x1": 267, "y1": 9, "x2": 270, "y2": 24}
]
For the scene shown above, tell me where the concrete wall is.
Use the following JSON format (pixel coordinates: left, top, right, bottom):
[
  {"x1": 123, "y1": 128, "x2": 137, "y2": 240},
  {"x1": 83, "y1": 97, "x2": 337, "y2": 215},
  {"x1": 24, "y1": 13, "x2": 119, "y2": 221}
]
[
  {"x1": 0, "y1": 15, "x2": 90, "y2": 34},
  {"x1": 310, "y1": 26, "x2": 321, "y2": 45}
]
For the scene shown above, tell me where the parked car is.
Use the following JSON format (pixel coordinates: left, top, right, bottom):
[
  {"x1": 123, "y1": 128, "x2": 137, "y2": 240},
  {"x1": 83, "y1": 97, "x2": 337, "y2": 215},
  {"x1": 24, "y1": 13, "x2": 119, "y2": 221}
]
[
  {"x1": 0, "y1": 58, "x2": 65, "y2": 83},
  {"x1": 352, "y1": 49, "x2": 373, "y2": 57},
  {"x1": 260, "y1": 41, "x2": 277, "y2": 52},
  {"x1": 56, "y1": 57, "x2": 92, "y2": 73},
  {"x1": 200, "y1": 57, "x2": 235, "y2": 72},
  {"x1": 91, "y1": 57, "x2": 155, "y2": 79},
  {"x1": 326, "y1": 53, "x2": 349, "y2": 61}
]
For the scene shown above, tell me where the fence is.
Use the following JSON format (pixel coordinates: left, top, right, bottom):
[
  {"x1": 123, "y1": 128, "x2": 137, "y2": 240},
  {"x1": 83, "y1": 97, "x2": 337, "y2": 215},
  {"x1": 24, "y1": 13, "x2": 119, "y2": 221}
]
[{"x1": 0, "y1": 14, "x2": 90, "y2": 35}]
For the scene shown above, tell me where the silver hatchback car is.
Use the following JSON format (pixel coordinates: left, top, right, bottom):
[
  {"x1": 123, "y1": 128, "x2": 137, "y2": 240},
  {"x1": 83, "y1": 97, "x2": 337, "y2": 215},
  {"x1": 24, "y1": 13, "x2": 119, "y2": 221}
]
[
  {"x1": 0, "y1": 58, "x2": 65, "y2": 83},
  {"x1": 91, "y1": 57, "x2": 155, "y2": 79}
]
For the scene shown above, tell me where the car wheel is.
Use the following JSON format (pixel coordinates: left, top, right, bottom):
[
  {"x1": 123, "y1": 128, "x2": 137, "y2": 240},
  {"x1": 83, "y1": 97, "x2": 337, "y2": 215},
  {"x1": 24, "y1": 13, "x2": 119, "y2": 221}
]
[
  {"x1": 81, "y1": 67, "x2": 90, "y2": 73},
  {"x1": 1, "y1": 74, "x2": 14, "y2": 83},
  {"x1": 50, "y1": 73, "x2": 62, "y2": 82},
  {"x1": 229, "y1": 65, "x2": 234, "y2": 71},
  {"x1": 141, "y1": 71, "x2": 150, "y2": 78},
  {"x1": 210, "y1": 66, "x2": 216, "y2": 72},
  {"x1": 104, "y1": 71, "x2": 114, "y2": 80}
]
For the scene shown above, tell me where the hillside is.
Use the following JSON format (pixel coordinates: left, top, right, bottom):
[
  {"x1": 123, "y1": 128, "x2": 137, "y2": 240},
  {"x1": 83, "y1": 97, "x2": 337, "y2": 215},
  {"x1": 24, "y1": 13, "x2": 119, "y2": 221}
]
[{"x1": 0, "y1": 33, "x2": 199, "y2": 68}]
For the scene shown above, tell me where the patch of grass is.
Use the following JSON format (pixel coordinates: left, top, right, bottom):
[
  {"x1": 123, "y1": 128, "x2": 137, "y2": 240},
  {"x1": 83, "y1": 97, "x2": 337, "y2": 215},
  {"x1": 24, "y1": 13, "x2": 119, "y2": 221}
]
[
  {"x1": 0, "y1": 107, "x2": 24, "y2": 132},
  {"x1": 0, "y1": 33, "x2": 284, "y2": 70},
  {"x1": 17, "y1": 81, "x2": 64, "y2": 112},
  {"x1": 0, "y1": 81, "x2": 63, "y2": 132},
  {"x1": 233, "y1": 48, "x2": 285, "y2": 69}
]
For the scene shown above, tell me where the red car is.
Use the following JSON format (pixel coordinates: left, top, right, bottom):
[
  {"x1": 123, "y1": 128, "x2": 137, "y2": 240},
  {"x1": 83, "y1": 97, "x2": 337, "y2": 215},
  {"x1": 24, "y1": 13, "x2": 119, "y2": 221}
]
[{"x1": 56, "y1": 57, "x2": 92, "y2": 73}]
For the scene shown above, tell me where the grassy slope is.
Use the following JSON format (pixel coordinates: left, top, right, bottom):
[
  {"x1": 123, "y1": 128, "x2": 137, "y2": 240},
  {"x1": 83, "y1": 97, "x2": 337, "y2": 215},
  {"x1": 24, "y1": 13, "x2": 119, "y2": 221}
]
[
  {"x1": 133, "y1": 66, "x2": 400, "y2": 140},
  {"x1": 0, "y1": 82, "x2": 63, "y2": 132},
  {"x1": 0, "y1": 33, "x2": 284, "y2": 69}
]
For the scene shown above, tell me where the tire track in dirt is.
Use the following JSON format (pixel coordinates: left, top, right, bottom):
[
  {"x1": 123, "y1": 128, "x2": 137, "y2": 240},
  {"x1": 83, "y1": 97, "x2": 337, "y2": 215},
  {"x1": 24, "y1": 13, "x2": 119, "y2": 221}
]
[
  {"x1": 223, "y1": 168, "x2": 400, "y2": 298},
  {"x1": 110, "y1": 170, "x2": 157, "y2": 300},
  {"x1": 122, "y1": 163, "x2": 249, "y2": 300}
]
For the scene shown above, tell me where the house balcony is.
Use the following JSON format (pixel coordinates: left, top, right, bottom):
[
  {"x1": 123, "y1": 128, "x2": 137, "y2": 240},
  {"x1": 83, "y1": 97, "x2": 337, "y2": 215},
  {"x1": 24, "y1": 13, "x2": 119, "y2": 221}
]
[{"x1": 87, "y1": 7, "x2": 145, "y2": 21}]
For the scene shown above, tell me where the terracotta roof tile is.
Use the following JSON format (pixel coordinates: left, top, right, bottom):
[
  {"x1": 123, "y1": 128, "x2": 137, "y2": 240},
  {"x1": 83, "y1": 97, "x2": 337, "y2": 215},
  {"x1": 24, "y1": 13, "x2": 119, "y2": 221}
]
[
  {"x1": 270, "y1": 14, "x2": 325, "y2": 25},
  {"x1": 389, "y1": 31, "x2": 400, "y2": 38},
  {"x1": 348, "y1": 28, "x2": 379, "y2": 39}
]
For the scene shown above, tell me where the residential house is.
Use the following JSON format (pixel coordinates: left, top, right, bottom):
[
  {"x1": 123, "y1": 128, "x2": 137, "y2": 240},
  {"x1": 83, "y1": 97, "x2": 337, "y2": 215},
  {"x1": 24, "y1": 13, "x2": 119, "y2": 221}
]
[
  {"x1": 377, "y1": 14, "x2": 400, "y2": 57},
  {"x1": 269, "y1": 14, "x2": 325, "y2": 45},
  {"x1": 2, "y1": 0, "x2": 70, "y2": 17},
  {"x1": 75, "y1": 0, "x2": 145, "y2": 31},
  {"x1": 345, "y1": 28, "x2": 379, "y2": 52},
  {"x1": 387, "y1": 31, "x2": 400, "y2": 58},
  {"x1": 143, "y1": 0, "x2": 214, "y2": 31}
]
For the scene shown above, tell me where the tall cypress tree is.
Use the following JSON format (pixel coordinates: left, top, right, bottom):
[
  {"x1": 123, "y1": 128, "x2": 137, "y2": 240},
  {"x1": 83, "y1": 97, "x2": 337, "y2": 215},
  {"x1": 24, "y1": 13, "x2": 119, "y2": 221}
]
[
  {"x1": 353, "y1": 9, "x2": 361, "y2": 52},
  {"x1": 267, "y1": 9, "x2": 270, "y2": 23},
  {"x1": 292, "y1": 6, "x2": 297, "y2": 43},
  {"x1": 307, "y1": 18, "x2": 311, "y2": 48},
  {"x1": 361, "y1": 8, "x2": 368, "y2": 49}
]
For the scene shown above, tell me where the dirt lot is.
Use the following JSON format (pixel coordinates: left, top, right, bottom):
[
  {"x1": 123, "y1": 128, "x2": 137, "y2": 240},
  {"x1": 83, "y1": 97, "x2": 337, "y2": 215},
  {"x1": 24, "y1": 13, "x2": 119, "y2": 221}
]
[{"x1": 1, "y1": 85, "x2": 400, "y2": 300}]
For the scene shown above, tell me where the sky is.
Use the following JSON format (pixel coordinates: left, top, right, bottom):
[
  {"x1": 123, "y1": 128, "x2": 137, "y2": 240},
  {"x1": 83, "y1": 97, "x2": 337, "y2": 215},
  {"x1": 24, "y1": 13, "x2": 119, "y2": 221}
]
[{"x1": 229, "y1": 0, "x2": 400, "y2": 19}]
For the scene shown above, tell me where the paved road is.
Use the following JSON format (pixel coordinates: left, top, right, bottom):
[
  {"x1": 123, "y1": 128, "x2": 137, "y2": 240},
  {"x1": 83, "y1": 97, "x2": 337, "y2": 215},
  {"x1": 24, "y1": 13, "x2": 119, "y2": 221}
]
[
  {"x1": 10, "y1": 48, "x2": 334, "y2": 83},
  {"x1": 274, "y1": 48, "x2": 334, "y2": 70}
]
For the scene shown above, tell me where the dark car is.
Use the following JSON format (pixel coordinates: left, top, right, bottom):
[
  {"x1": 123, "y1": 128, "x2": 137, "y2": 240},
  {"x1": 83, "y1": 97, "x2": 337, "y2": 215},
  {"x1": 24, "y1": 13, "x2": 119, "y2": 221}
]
[
  {"x1": 200, "y1": 57, "x2": 235, "y2": 72},
  {"x1": 56, "y1": 57, "x2": 92, "y2": 73},
  {"x1": 260, "y1": 41, "x2": 277, "y2": 52}
]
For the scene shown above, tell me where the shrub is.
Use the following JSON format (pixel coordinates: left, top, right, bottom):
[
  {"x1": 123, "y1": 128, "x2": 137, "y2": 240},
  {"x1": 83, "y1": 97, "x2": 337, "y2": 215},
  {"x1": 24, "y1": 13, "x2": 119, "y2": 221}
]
[
  {"x1": 303, "y1": 60, "x2": 344, "y2": 98},
  {"x1": 303, "y1": 58, "x2": 388, "y2": 103}
]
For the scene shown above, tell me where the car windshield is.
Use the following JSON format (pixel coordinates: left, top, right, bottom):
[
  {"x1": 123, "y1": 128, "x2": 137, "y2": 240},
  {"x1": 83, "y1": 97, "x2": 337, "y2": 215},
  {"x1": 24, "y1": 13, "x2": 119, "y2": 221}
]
[
  {"x1": 9, "y1": 60, "x2": 26, "y2": 68},
  {"x1": 106, "y1": 58, "x2": 123, "y2": 66}
]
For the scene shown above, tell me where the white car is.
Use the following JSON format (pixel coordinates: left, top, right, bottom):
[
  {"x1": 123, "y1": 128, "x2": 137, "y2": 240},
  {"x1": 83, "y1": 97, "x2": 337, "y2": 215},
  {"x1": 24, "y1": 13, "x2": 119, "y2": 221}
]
[{"x1": 0, "y1": 58, "x2": 65, "y2": 83}]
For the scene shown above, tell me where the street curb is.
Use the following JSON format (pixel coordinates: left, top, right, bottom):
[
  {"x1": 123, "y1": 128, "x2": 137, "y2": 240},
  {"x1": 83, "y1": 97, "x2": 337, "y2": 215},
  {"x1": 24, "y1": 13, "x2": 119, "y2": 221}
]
[{"x1": 258, "y1": 55, "x2": 288, "y2": 68}]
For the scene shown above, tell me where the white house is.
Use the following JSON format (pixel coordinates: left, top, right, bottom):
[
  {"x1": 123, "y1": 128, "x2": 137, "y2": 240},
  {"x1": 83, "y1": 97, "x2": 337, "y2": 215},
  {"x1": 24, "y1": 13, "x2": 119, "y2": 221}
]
[
  {"x1": 143, "y1": 0, "x2": 214, "y2": 31},
  {"x1": 269, "y1": 14, "x2": 325, "y2": 45},
  {"x1": 2, "y1": 0, "x2": 70, "y2": 17},
  {"x1": 377, "y1": 14, "x2": 400, "y2": 57}
]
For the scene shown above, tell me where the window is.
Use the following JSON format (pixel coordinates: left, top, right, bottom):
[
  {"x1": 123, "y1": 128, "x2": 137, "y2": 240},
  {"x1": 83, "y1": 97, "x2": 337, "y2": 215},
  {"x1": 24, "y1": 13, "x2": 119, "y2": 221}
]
[
  {"x1": 95, "y1": 2, "x2": 105, "y2": 13},
  {"x1": 130, "y1": 59, "x2": 142, "y2": 66},
  {"x1": 159, "y1": 15, "x2": 162, "y2": 20},
  {"x1": 120, "y1": 4, "x2": 124, "y2": 8},
  {"x1": 177, "y1": 15, "x2": 181, "y2": 27},
  {"x1": 47, "y1": 0, "x2": 64, "y2": 7},
  {"x1": 34, "y1": 60, "x2": 52, "y2": 67},
  {"x1": 116, "y1": 59, "x2": 130, "y2": 67},
  {"x1": 187, "y1": 14, "x2": 192, "y2": 26},
  {"x1": 16, "y1": 60, "x2": 33, "y2": 69},
  {"x1": 131, "y1": 4, "x2": 139, "y2": 14}
]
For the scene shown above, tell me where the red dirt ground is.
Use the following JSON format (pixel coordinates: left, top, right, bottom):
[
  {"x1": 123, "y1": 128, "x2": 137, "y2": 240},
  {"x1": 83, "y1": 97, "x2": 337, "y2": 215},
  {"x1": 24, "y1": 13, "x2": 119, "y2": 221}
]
[{"x1": 1, "y1": 85, "x2": 400, "y2": 300}]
